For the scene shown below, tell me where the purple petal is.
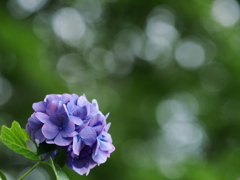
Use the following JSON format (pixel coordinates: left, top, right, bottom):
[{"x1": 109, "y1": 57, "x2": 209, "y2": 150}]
[
  {"x1": 61, "y1": 93, "x2": 72, "y2": 102},
  {"x1": 54, "y1": 131, "x2": 72, "y2": 146},
  {"x1": 80, "y1": 126, "x2": 97, "y2": 147},
  {"x1": 73, "y1": 136, "x2": 84, "y2": 155},
  {"x1": 46, "y1": 101, "x2": 59, "y2": 115},
  {"x1": 26, "y1": 123, "x2": 31, "y2": 135},
  {"x1": 32, "y1": 101, "x2": 46, "y2": 112},
  {"x1": 34, "y1": 129, "x2": 45, "y2": 144},
  {"x1": 75, "y1": 106, "x2": 88, "y2": 120},
  {"x1": 45, "y1": 94, "x2": 60, "y2": 102},
  {"x1": 50, "y1": 114, "x2": 65, "y2": 127},
  {"x1": 89, "y1": 114, "x2": 105, "y2": 127},
  {"x1": 42, "y1": 121, "x2": 59, "y2": 139},
  {"x1": 63, "y1": 120, "x2": 75, "y2": 134},
  {"x1": 72, "y1": 165, "x2": 89, "y2": 176},
  {"x1": 28, "y1": 116, "x2": 43, "y2": 127},
  {"x1": 66, "y1": 131, "x2": 78, "y2": 137},
  {"x1": 35, "y1": 112, "x2": 49, "y2": 123}
]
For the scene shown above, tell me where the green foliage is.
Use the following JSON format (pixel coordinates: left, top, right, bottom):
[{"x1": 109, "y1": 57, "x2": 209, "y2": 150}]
[
  {"x1": 0, "y1": 121, "x2": 39, "y2": 161},
  {"x1": 0, "y1": 169, "x2": 7, "y2": 180},
  {"x1": 54, "y1": 149, "x2": 67, "y2": 168},
  {"x1": 37, "y1": 142, "x2": 57, "y2": 156},
  {"x1": 0, "y1": 122, "x2": 70, "y2": 179},
  {"x1": 48, "y1": 157, "x2": 70, "y2": 180}
]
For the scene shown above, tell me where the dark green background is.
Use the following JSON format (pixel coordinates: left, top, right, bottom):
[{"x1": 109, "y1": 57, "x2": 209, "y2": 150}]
[{"x1": 1, "y1": 0, "x2": 240, "y2": 179}]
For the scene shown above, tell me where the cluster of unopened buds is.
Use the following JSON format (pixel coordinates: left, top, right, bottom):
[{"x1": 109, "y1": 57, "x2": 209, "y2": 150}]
[{"x1": 26, "y1": 93, "x2": 115, "y2": 175}]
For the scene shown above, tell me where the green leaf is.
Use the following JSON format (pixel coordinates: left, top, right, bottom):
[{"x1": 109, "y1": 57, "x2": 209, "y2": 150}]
[
  {"x1": 0, "y1": 121, "x2": 39, "y2": 161},
  {"x1": 54, "y1": 148, "x2": 67, "y2": 168},
  {"x1": 48, "y1": 157, "x2": 69, "y2": 180},
  {"x1": 37, "y1": 142, "x2": 57, "y2": 156},
  {"x1": 0, "y1": 169, "x2": 7, "y2": 180}
]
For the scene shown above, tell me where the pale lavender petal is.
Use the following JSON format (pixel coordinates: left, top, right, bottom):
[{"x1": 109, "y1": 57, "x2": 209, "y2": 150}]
[
  {"x1": 35, "y1": 112, "x2": 49, "y2": 123},
  {"x1": 46, "y1": 139, "x2": 54, "y2": 144},
  {"x1": 94, "y1": 140, "x2": 100, "y2": 156},
  {"x1": 101, "y1": 131, "x2": 112, "y2": 143},
  {"x1": 32, "y1": 101, "x2": 46, "y2": 112},
  {"x1": 105, "y1": 113, "x2": 110, "y2": 119},
  {"x1": 67, "y1": 100, "x2": 76, "y2": 114},
  {"x1": 54, "y1": 131, "x2": 72, "y2": 146},
  {"x1": 71, "y1": 94, "x2": 79, "y2": 103},
  {"x1": 80, "y1": 126, "x2": 97, "y2": 147},
  {"x1": 63, "y1": 104, "x2": 71, "y2": 119},
  {"x1": 77, "y1": 95, "x2": 88, "y2": 107},
  {"x1": 92, "y1": 150, "x2": 108, "y2": 164},
  {"x1": 100, "y1": 141, "x2": 114, "y2": 151},
  {"x1": 92, "y1": 99, "x2": 99, "y2": 111},
  {"x1": 88, "y1": 104, "x2": 98, "y2": 117},
  {"x1": 92, "y1": 125, "x2": 104, "y2": 135},
  {"x1": 42, "y1": 121, "x2": 59, "y2": 139},
  {"x1": 71, "y1": 116, "x2": 84, "y2": 125},
  {"x1": 108, "y1": 145, "x2": 115, "y2": 153},
  {"x1": 104, "y1": 123, "x2": 111, "y2": 132}
]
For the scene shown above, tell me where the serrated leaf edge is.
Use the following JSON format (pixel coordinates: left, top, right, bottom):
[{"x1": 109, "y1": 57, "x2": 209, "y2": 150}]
[{"x1": 0, "y1": 122, "x2": 39, "y2": 161}]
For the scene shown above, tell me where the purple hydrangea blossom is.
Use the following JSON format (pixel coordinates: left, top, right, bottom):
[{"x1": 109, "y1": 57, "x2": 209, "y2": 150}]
[{"x1": 26, "y1": 93, "x2": 115, "y2": 175}]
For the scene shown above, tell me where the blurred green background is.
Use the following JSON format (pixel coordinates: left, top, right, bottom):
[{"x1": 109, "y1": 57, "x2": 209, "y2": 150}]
[{"x1": 1, "y1": 0, "x2": 240, "y2": 179}]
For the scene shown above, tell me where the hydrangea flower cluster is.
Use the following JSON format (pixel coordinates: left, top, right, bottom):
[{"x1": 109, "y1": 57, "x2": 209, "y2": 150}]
[{"x1": 26, "y1": 93, "x2": 115, "y2": 175}]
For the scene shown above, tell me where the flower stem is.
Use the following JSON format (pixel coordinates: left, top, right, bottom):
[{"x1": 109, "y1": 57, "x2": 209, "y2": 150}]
[{"x1": 18, "y1": 161, "x2": 41, "y2": 180}]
